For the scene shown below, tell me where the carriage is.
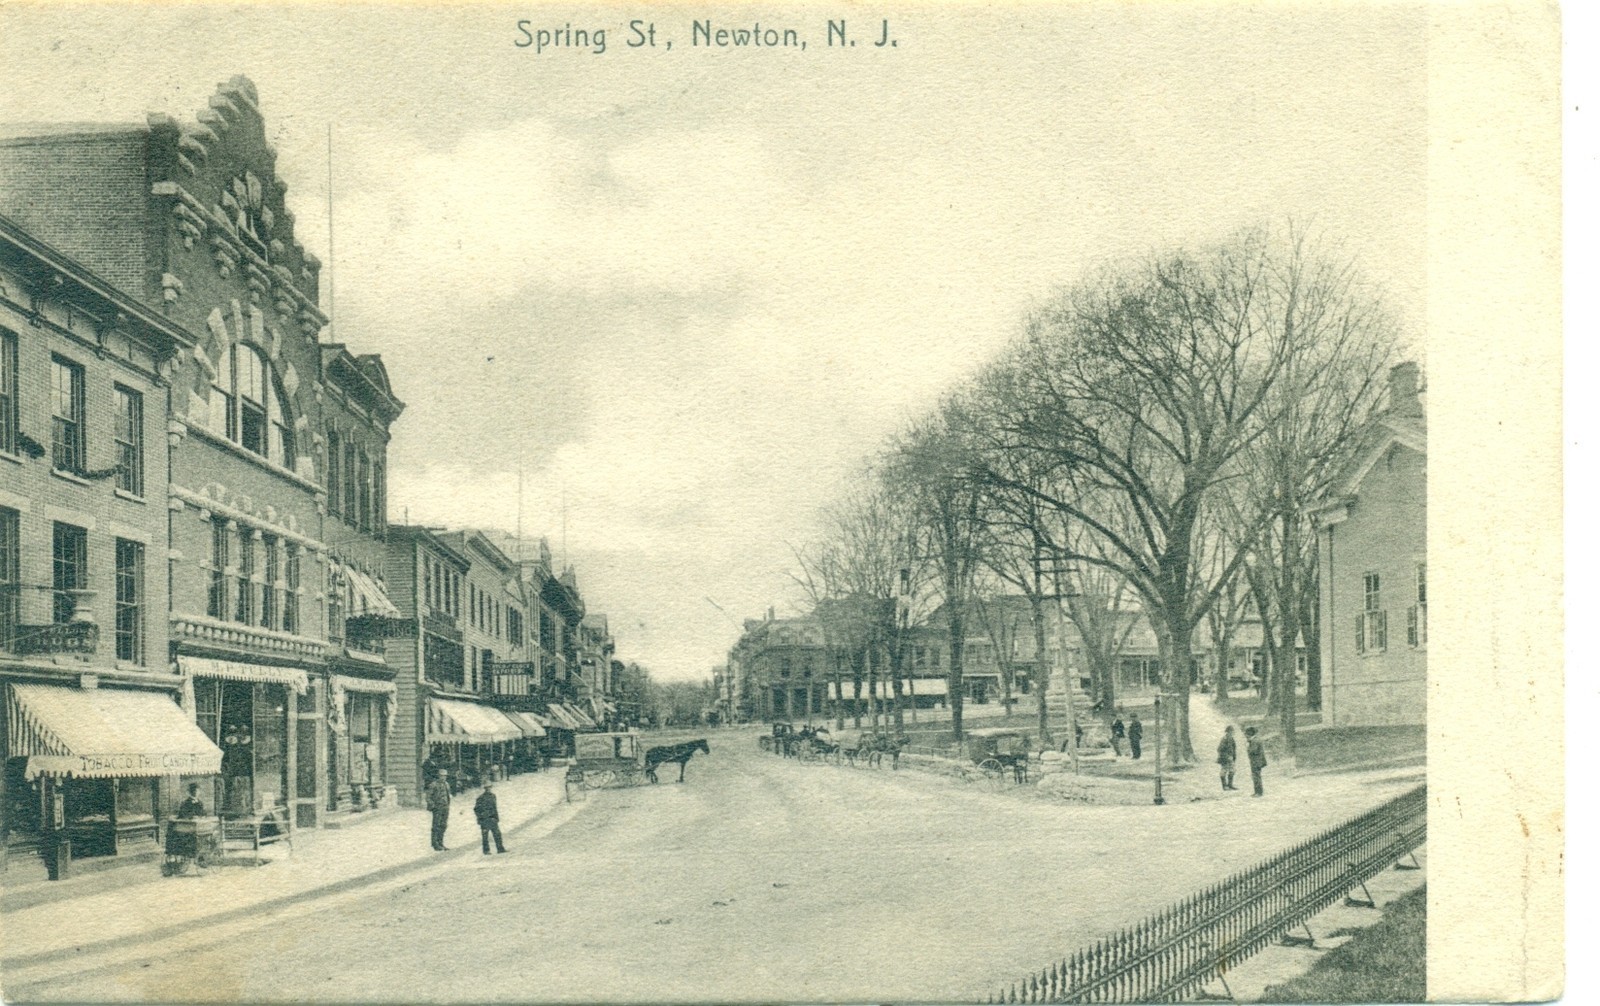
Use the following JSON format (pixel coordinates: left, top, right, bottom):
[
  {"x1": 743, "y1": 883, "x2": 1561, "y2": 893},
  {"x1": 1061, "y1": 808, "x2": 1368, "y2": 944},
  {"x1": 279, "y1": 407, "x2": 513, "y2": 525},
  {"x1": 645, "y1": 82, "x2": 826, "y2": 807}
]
[
  {"x1": 966, "y1": 728, "x2": 1034, "y2": 785},
  {"x1": 758, "y1": 722, "x2": 795, "y2": 755},
  {"x1": 565, "y1": 731, "x2": 646, "y2": 798}
]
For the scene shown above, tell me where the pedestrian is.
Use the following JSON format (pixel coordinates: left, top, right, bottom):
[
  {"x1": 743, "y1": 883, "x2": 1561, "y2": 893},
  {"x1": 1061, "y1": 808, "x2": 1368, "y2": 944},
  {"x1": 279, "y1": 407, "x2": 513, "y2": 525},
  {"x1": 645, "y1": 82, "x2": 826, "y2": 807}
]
[
  {"x1": 1245, "y1": 726, "x2": 1268, "y2": 797},
  {"x1": 1216, "y1": 726, "x2": 1238, "y2": 791},
  {"x1": 1110, "y1": 715, "x2": 1126, "y2": 757},
  {"x1": 425, "y1": 770, "x2": 452, "y2": 851},
  {"x1": 176, "y1": 782, "x2": 207, "y2": 819},
  {"x1": 1128, "y1": 714, "x2": 1144, "y2": 760},
  {"x1": 474, "y1": 780, "x2": 507, "y2": 855}
]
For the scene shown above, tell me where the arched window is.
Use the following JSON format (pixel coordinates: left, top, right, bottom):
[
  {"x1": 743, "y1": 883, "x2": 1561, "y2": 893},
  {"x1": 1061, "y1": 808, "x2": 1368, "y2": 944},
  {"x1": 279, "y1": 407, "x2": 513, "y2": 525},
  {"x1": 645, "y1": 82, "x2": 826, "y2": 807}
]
[{"x1": 207, "y1": 344, "x2": 295, "y2": 467}]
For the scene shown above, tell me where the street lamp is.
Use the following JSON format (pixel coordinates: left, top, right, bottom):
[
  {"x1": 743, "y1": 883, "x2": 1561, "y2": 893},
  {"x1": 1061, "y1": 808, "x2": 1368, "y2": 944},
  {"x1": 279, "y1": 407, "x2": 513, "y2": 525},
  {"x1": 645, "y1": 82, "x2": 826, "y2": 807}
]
[{"x1": 1153, "y1": 693, "x2": 1166, "y2": 805}]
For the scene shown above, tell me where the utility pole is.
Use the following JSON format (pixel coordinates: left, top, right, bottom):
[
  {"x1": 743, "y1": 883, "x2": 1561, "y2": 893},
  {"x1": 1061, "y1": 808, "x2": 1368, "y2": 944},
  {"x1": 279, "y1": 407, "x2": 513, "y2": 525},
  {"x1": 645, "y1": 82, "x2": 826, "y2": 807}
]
[{"x1": 1036, "y1": 546, "x2": 1080, "y2": 775}]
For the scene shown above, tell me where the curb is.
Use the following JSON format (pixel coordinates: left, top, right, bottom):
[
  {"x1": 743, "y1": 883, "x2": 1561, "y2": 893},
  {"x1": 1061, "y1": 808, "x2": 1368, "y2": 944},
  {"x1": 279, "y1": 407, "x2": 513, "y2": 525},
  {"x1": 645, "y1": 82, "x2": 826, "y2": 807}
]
[{"x1": 0, "y1": 785, "x2": 577, "y2": 973}]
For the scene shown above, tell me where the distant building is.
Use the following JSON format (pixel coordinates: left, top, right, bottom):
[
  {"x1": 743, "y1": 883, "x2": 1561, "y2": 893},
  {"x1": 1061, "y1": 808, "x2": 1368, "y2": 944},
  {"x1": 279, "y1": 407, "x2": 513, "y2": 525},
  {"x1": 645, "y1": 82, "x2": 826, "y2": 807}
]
[{"x1": 1312, "y1": 362, "x2": 1427, "y2": 727}]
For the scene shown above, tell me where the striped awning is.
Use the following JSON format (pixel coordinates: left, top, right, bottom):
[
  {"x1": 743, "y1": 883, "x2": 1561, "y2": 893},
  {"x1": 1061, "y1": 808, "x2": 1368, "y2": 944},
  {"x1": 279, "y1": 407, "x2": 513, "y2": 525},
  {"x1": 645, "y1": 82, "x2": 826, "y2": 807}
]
[
  {"x1": 6, "y1": 683, "x2": 223, "y2": 780},
  {"x1": 503, "y1": 710, "x2": 548, "y2": 738},
  {"x1": 178, "y1": 655, "x2": 309, "y2": 694},
  {"x1": 542, "y1": 704, "x2": 582, "y2": 730},
  {"x1": 347, "y1": 568, "x2": 401, "y2": 619},
  {"x1": 564, "y1": 702, "x2": 597, "y2": 729},
  {"x1": 427, "y1": 698, "x2": 522, "y2": 745}
]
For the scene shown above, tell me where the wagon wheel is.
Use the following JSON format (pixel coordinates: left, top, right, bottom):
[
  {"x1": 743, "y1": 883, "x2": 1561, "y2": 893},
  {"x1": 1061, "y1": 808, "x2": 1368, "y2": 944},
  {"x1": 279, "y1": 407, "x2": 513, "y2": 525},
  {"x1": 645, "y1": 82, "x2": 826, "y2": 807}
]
[
  {"x1": 584, "y1": 769, "x2": 619, "y2": 789},
  {"x1": 978, "y1": 758, "x2": 1007, "y2": 789}
]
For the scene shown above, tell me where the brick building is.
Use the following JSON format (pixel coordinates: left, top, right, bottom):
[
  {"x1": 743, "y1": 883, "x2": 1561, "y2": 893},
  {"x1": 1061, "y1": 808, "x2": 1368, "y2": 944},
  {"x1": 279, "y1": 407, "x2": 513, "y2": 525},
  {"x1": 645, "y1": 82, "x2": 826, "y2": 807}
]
[
  {"x1": 1312, "y1": 362, "x2": 1427, "y2": 726},
  {"x1": 0, "y1": 77, "x2": 405, "y2": 841},
  {"x1": 0, "y1": 214, "x2": 222, "y2": 878}
]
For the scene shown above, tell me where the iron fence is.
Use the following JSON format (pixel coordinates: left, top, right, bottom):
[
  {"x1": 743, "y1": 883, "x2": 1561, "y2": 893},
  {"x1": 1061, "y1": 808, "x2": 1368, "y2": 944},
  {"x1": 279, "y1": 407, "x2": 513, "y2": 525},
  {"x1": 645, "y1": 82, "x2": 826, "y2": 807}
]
[{"x1": 993, "y1": 784, "x2": 1426, "y2": 1004}]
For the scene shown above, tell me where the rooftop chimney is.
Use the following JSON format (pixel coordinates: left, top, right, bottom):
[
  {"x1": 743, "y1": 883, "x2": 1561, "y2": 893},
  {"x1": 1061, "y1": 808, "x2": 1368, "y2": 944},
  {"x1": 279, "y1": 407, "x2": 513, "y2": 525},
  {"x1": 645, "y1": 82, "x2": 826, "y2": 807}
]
[{"x1": 1388, "y1": 362, "x2": 1423, "y2": 417}]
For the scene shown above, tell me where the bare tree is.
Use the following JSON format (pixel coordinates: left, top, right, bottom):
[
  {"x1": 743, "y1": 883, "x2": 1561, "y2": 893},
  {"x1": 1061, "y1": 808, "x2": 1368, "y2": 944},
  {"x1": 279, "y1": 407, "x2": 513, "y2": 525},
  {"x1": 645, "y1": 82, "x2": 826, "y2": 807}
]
[{"x1": 884, "y1": 397, "x2": 990, "y2": 745}]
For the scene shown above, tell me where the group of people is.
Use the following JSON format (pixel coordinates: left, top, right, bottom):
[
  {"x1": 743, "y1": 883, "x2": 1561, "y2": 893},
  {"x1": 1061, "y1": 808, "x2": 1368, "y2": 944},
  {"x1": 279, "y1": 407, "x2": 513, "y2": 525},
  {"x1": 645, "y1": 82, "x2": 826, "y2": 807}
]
[
  {"x1": 1215, "y1": 725, "x2": 1268, "y2": 796},
  {"x1": 424, "y1": 771, "x2": 508, "y2": 855},
  {"x1": 1101, "y1": 709, "x2": 1270, "y2": 797}
]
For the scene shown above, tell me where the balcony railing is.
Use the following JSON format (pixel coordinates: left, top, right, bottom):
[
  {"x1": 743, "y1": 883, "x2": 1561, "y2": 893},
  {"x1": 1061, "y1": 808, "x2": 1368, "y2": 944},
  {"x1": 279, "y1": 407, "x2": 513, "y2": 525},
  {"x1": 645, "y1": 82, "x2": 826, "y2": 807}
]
[{"x1": 12, "y1": 622, "x2": 99, "y2": 656}]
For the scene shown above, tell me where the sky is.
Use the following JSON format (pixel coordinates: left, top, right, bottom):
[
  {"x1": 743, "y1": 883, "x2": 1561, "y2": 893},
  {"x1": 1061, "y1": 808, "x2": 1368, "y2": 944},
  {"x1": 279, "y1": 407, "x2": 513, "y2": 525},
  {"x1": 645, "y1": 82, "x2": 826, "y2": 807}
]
[{"x1": 1, "y1": 3, "x2": 1427, "y2": 681}]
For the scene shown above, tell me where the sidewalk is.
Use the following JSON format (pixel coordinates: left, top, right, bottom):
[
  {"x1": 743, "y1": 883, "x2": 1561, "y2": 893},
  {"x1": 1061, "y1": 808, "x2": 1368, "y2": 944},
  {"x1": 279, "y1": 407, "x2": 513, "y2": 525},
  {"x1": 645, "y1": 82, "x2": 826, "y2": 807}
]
[{"x1": 0, "y1": 771, "x2": 569, "y2": 968}]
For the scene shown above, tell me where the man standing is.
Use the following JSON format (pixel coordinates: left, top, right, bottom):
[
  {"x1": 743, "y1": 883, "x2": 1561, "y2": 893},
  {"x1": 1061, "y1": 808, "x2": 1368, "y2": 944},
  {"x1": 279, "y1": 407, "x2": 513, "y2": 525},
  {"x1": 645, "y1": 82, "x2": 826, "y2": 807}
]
[
  {"x1": 475, "y1": 780, "x2": 507, "y2": 855},
  {"x1": 1216, "y1": 726, "x2": 1238, "y2": 791},
  {"x1": 1245, "y1": 726, "x2": 1268, "y2": 797},
  {"x1": 1128, "y1": 714, "x2": 1144, "y2": 760},
  {"x1": 425, "y1": 771, "x2": 452, "y2": 851},
  {"x1": 1109, "y1": 715, "x2": 1126, "y2": 757}
]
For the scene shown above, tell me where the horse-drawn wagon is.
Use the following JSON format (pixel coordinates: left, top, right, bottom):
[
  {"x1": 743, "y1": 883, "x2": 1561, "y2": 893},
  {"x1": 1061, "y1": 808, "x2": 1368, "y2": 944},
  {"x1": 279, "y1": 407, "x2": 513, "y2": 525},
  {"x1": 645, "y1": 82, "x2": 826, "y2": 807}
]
[
  {"x1": 565, "y1": 732, "x2": 711, "y2": 800},
  {"x1": 966, "y1": 728, "x2": 1033, "y2": 785}
]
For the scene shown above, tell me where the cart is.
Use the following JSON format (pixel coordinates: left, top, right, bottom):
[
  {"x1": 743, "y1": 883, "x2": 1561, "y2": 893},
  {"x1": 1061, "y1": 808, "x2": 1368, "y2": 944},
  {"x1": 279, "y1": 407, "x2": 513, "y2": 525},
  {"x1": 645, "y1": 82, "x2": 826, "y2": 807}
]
[
  {"x1": 565, "y1": 732, "x2": 646, "y2": 800},
  {"x1": 758, "y1": 722, "x2": 794, "y2": 755},
  {"x1": 966, "y1": 728, "x2": 1033, "y2": 787},
  {"x1": 162, "y1": 817, "x2": 219, "y2": 876}
]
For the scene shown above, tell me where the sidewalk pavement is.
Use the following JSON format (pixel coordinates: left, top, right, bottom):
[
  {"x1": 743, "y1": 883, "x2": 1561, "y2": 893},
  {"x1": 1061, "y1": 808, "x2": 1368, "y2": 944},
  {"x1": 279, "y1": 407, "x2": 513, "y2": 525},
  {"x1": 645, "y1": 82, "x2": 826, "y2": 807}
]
[{"x1": 0, "y1": 771, "x2": 568, "y2": 968}]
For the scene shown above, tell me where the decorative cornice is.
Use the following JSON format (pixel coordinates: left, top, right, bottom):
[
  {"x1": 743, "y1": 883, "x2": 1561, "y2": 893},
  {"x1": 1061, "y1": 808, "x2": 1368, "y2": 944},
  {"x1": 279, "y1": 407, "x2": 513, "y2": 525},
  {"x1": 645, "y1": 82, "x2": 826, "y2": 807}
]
[{"x1": 171, "y1": 480, "x2": 327, "y2": 552}]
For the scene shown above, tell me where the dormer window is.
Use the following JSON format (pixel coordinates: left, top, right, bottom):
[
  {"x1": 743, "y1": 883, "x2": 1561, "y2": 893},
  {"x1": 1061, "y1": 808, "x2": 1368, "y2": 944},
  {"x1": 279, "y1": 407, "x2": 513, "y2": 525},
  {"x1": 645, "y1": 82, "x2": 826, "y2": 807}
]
[{"x1": 209, "y1": 344, "x2": 294, "y2": 466}]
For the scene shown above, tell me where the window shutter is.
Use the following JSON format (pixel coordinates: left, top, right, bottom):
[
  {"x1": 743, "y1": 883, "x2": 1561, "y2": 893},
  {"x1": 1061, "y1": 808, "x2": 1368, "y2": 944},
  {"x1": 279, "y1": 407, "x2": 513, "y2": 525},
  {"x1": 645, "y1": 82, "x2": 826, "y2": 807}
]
[{"x1": 1356, "y1": 614, "x2": 1365, "y2": 654}]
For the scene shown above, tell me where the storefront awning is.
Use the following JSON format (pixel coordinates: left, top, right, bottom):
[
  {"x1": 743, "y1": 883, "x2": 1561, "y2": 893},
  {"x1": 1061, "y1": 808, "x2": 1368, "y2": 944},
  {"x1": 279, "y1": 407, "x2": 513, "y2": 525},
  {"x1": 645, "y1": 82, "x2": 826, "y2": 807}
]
[
  {"x1": 178, "y1": 655, "x2": 309, "y2": 694},
  {"x1": 829, "y1": 678, "x2": 950, "y2": 699},
  {"x1": 503, "y1": 711, "x2": 548, "y2": 738},
  {"x1": 542, "y1": 704, "x2": 581, "y2": 730},
  {"x1": 427, "y1": 698, "x2": 523, "y2": 745},
  {"x1": 348, "y1": 568, "x2": 402, "y2": 619},
  {"x1": 564, "y1": 702, "x2": 597, "y2": 729},
  {"x1": 6, "y1": 683, "x2": 223, "y2": 780}
]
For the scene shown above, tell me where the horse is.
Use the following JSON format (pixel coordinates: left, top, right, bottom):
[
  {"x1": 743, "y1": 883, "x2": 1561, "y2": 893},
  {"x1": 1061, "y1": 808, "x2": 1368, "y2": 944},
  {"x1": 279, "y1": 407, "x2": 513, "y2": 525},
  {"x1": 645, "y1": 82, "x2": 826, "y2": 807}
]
[{"x1": 645, "y1": 739, "x2": 710, "y2": 783}]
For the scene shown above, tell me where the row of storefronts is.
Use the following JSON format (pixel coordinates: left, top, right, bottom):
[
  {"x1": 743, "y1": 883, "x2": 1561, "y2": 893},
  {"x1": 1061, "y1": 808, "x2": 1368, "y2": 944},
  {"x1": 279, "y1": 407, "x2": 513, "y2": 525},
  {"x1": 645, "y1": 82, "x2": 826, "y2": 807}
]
[{"x1": 0, "y1": 77, "x2": 625, "y2": 880}]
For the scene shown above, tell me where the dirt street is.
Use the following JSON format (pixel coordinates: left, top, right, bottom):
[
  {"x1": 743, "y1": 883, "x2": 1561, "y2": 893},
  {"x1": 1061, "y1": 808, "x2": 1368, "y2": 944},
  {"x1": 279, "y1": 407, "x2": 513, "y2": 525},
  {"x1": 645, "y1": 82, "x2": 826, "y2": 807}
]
[{"x1": 6, "y1": 729, "x2": 1420, "y2": 1003}]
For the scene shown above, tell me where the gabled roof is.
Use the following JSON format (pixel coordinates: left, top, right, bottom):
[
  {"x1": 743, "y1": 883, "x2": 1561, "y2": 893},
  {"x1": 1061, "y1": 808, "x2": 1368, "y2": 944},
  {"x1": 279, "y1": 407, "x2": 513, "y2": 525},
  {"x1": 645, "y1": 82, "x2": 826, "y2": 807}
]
[
  {"x1": 321, "y1": 343, "x2": 404, "y2": 426},
  {"x1": 1319, "y1": 412, "x2": 1427, "y2": 514}
]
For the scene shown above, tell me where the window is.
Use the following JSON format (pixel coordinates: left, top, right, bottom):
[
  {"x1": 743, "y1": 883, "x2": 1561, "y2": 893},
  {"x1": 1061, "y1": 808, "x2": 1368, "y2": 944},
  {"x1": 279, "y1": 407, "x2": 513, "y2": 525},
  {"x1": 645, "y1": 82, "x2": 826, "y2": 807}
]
[
  {"x1": 469, "y1": 583, "x2": 478, "y2": 628},
  {"x1": 0, "y1": 508, "x2": 17, "y2": 650},
  {"x1": 779, "y1": 657, "x2": 792, "y2": 678},
  {"x1": 328, "y1": 564, "x2": 345, "y2": 642},
  {"x1": 373, "y1": 460, "x2": 386, "y2": 530},
  {"x1": 208, "y1": 345, "x2": 295, "y2": 467},
  {"x1": 342, "y1": 441, "x2": 356, "y2": 520},
  {"x1": 1358, "y1": 572, "x2": 1387, "y2": 653},
  {"x1": 0, "y1": 330, "x2": 16, "y2": 455},
  {"x1": 209, "y1": 520, "x2": 230, "y2": 619},
  {"x1": 262, "y1": 537, "x2": 280, "y2": 630},
  {"x1": 51, "y1": 356, "x2": 85, "y2": 473},
  {"x1": 113, "y1": 385, "x2": 144, "y2": 495},
  {"x1": 326, "y1": 429, "x2": 342, "y2": 516},
  {"x1": 52, "y1": 523, "x2": 87, "y2": 625},
  {"x1": 508, "y1": 607, "x2": 524, "y2": 646},
  {"x1": 1408, "y1": 563, "x2": 1428, "y2": 647},
  {"x1": 284, "y1": 548, "x2": 300, "y2": 635},
  {"x1": 114, "y1": 539, "x2": 144, "y2": 663},
  {"x1": 357, "y1": 450, "x2": 372, "y2": 532},
  {"x1": 235, "y1": 529, "x2": 255, "y2": 624}
]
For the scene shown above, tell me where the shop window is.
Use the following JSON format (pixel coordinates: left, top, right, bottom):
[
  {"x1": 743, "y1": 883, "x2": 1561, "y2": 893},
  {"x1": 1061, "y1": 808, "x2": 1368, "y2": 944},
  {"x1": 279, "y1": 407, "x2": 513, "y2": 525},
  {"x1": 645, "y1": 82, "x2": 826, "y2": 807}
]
[
  {"x1": 50, "y1": 355, "x2": 86, "y2": 473},
  {"x1": 51, "y1": 522, "x2": 87, "y2": 625},
  {"x1": 113, "y1": 385, "x2": 143, "y2": 496},
  {"x1": 262, "y1": 536, "x2": 280, "y2": 630},
  {"x1": 114, "y1": 538, "x2": 144, "y2": 664}
]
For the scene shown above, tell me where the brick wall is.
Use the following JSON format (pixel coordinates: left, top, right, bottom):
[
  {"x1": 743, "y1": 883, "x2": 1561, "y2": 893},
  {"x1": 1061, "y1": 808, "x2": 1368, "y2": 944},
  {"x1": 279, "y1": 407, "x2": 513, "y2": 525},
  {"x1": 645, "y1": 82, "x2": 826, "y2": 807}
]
[{"x1": 0, "y1": 133, "x2": 153, "y2": 302}]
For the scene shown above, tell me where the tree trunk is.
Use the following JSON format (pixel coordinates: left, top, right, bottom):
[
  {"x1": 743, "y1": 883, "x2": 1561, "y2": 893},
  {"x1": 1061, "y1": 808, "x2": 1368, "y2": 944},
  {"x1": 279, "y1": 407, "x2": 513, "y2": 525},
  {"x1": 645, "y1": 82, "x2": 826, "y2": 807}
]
[
  {"x1": 850, "y1": 650, "x2": 864, "y2": 729},
  {"x1": 888, "y1": 635, "x2": 906, "y2": 732},
  {"x1": 1154, "y1": 615, "x2": 1196, "y2": 763},
  {"x1": 947, "y1": 608, "x2": 966, "y2": 744}
]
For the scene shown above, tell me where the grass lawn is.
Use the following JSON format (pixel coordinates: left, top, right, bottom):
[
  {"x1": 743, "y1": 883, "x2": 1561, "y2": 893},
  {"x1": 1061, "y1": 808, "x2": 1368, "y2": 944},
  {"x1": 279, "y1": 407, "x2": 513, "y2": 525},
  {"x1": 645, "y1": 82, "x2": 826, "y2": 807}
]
[{"x1": 1261, "y1": 885, "x2": 1426, "y2": 1003}]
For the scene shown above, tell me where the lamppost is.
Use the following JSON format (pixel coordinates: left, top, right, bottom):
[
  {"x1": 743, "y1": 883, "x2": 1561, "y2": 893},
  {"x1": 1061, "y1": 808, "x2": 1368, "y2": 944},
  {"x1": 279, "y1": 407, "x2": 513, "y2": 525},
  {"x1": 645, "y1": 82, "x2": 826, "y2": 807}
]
[{"x1": 1153, "y1": 693, "x2": 1166, "y2": 805}]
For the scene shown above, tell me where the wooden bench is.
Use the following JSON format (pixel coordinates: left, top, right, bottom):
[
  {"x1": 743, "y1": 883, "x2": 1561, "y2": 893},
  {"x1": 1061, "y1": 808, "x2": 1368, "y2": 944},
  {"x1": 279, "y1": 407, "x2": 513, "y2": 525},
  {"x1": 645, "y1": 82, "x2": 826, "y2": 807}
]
[{"x1": 219, "y1": 814, "x2": 292, "y2": 864}]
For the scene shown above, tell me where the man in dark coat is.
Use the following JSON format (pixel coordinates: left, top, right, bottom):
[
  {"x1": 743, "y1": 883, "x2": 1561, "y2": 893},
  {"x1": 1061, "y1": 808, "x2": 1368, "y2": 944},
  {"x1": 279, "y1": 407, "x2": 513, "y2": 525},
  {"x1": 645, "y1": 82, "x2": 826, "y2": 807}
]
[
  {"x1": 425, "y1": 771, "x2": 452, "y2": 851},
  {"x1": 1128, "y1": 714, "x2": 1144, "y2": 759},
  {"x1": 474, "y1": 780, "x2": 507, "y2": 855},
  {"x1": 1216, "y1": 726, "x2": 1238, "y2": 791},
  {"x1": 1109, "y1": 715, "x2": 1126, "y2": 757},
  {"x1": 1245, "y1": 726, "x2": 1268, "y2": 797}
]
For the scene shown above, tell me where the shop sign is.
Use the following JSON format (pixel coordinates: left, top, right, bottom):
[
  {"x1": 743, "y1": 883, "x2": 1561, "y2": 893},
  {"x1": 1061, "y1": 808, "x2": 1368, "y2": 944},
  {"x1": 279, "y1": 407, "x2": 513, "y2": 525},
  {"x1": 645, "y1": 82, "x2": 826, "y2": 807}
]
[{"x1": 27, "y1": 751, "x2": 224, "y2": 778}]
